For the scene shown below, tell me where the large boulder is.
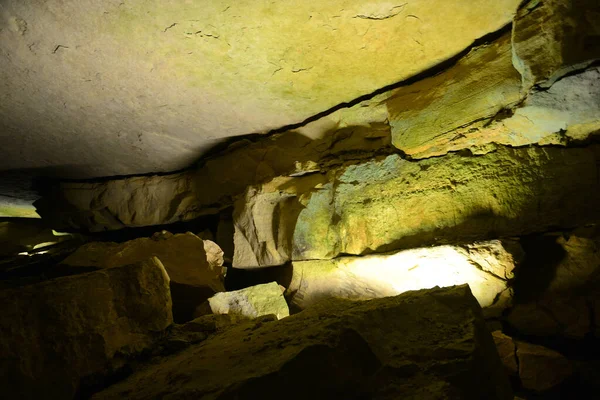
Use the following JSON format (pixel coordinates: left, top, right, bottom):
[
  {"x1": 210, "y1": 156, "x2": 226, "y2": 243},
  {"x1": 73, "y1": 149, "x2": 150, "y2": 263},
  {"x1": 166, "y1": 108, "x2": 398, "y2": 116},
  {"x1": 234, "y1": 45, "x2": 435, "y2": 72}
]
[
  {"x1": 93, "y1": 285, "x2": 513, "y2": 400},
  {"x1": 206, "y1": 282, "x2": 289, "y2": 320},
  {"x1": 0, "y1": 257, "x2": 173, "y2": 399},
  {"x1": 61, "y1": 232, "x2": 225, "y2": 322},
  {"x1": 286, "y1": 240, "x2": 521, "y2": 310}
]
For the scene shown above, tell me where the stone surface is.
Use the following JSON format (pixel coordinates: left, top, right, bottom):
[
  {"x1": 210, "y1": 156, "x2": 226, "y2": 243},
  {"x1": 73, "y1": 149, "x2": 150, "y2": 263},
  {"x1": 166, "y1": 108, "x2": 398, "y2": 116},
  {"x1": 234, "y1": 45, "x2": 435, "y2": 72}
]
[
  {"x1": 516, "y1": 341, "x2": 573, "y2": 392},
  {"x1": 391, "y1": 66, "x2": 600, "y2": 159},
  {"x1": 259, "y1": 145, "x2": 600, "y2": 263},
  {"x1": 61, "y1": 232, "x2": 225, "y2": 322},
  {"x1": 512, "y1": 0, "x2": 600, "y2": 89},
  {"x1": 0, "y1": 218, "x2": 63, "y2": 256},
  {"x1": 506, "y1": 295, "x2": 591, "y2": 339},
  {"x1": 93, "y1": 285, "x2": 513, "y2": 400},
  {"x1": 286, "y1": 240, "x2": 520, "y2": 310},
  {"x1": 203, "y1": 239, "x2": 225, "y2": 272},
  {"x1": 208, "y1": 282, "x2": 289, "y2": 320},
  {"x1": 491, "y1": 331, "x2": 519, "y2": 377},
  {"x1": 0, "y1": 257, "x2": 173, "y2": 399},
  {"x1": 34, "y1": 172, "x2": 204, "y2": 232},
  {"x1": 62, "y1": 231, "x2": 224, "y2": 291},
  {"x1": 388, "y1": 32, "x2": 522, "y2": 156},
  {"x1": 0, "y1": 0, "x2": 521, "y2": 178}
]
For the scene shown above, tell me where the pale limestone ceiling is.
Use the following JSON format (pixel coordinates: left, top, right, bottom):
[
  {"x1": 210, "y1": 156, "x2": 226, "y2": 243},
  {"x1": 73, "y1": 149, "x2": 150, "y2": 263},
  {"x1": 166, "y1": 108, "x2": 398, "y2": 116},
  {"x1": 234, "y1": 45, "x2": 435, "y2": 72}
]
[{"x1": 0, "y1": 0, "x2": 521, "y2": 178}]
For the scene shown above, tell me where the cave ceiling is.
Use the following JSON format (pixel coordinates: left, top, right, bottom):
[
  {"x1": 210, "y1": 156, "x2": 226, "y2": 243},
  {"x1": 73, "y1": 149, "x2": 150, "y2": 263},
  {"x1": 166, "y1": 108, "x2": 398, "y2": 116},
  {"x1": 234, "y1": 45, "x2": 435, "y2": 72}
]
[{"x1": 0, "y1": 0, "x2": 521, "y2": 179}]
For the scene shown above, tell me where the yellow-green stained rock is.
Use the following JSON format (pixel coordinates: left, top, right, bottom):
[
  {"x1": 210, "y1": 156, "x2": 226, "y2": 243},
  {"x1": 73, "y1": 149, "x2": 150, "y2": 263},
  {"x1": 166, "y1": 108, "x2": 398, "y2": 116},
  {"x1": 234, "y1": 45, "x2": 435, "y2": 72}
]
[
  {"x1": 0, "y1": 257, "x2": 173, "y2": 399},
  {"x1": 388, "y1": 32, "x2": 523, "y2": 155},
  {"x1": 0, "y1": 0, "x2": 521, "y2": 178},
  {"x1": 512, "y1": 0, "x2": 600, "y2": 89},
  {"x1": 292, "y1": 145, "x2": 600, "y2": 259},
  {"x1": 62, "y1": 232, "x2": 225, "y2": 292},
  {"x1": 208, "y1": 282, "x2": 289, "y2": 320}
]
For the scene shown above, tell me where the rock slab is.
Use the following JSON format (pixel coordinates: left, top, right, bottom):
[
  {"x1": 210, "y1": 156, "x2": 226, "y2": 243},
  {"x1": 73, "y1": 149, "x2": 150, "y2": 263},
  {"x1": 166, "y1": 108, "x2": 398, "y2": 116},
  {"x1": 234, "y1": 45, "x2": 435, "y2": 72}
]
[
  {"x1": 93, "y1": 285, "x2": 512, "y2": 400},
  {"x1": 207, "y1": 281, "x2": 289, "y2": 320},
  {"x1": 0, "y1": 257, "x2": 173, "y2": 399}
]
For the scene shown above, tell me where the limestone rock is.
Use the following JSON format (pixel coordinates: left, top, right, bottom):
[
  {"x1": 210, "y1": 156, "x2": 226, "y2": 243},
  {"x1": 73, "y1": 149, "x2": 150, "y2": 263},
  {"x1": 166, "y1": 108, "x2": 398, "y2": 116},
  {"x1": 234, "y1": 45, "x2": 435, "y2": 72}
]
[
  {"x1": 392, "y1": 66, "x2": 600, "y2": 159},
  {"x1": 62, "y1": 232, "x2": 225, "y2": 322},
  {"x1": 291, "y1": 145, "x2": 600, "y2": 260},
  {"x1": 286, "y1": 240, "x2": 521, "y2": 310},
  {"x1": 0, "y1": 257, "x2": 173, "y2": 399},
  {"x1": 516, "y1": 341, "x2": 573, "y2": 392},
  {"x1": 0, "y1": 218, "x2": 63, "y2": 256},
  {"x1": 512, "y1": 0, "x2": 600, "y2": 89},
  {"x1": 506, "y1": 295, "x2": 591, "y2": 339},
  {"x1": 62, "y1": 231, "x2": 224, "y2": 291},
  {"x1": 34, "y1": 172, "x2": 203, "y2": 232},
  {"x1": 388, "y1": 32, "x2": 522, "y2": 157},
  {"x1": 93, "y1": 285, "x2": 513, "y2": 400},
  {"x1": 1, "y1": 0, "x2": 521, "y2": 179},
  {"x1": 491, "y1": 331, "x2": 519, "y2": 376},
  {"x1": 203, "y1": 239, "x2": 225, "y2": 272},
  {"x1": 207, "y1": 282, "x2": 290, "y2": 320}
]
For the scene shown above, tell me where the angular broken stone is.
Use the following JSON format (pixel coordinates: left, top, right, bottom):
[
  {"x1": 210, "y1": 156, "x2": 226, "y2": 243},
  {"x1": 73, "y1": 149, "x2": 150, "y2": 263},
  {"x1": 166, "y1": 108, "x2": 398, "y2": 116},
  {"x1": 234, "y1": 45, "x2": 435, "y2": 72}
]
[
  {"x1": 516, "y1": 341, "x2": 573, "y2": 392},
  {"x1": 491, "y1": 331, "x2": 519, "y2": 377},
  {"x1": 512, "y1": 0, "x2": 600, "y2": 89},
  {"x1": 61, "y1": 232, "x2": 225, "y2": 322},
  {"x1": 207, "y1": 281, "x2": 290, "y2": 320},
  {"x1": 62, "y1": 232, "x2": 225, "y2": 292},
  {"x1": 286, "y1": 240, "x2": 519, "y2": 310},
  {"x1": 92, "y1": 285, "x2": 513, "y2": 400},
  {"x1": 0, "y1": 257, "x2": 173, "y2": 399}
]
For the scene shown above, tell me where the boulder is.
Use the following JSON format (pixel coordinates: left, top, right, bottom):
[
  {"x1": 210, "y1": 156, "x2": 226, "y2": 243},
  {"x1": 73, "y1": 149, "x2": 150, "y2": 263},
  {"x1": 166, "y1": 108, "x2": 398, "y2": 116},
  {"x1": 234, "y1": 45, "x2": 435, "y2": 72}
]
[
  {"x1": 512, "y1": 0, "x2": 600, "y2": 89},
  {"x1": 506, "y1": 295, "x2": 591, "y2": 339},
  {"x1": 62, "y1": 232, "x2": 224, "y2": 291},
  {"x1": 61, "y1": 232, "x2": 225, "y2": 322},
  {"x1": 491, "y1": 331, "x2": 519, "y2": 376},
  {"x1": 206, "y1": 282, "x2": 289, "y2": 320},
  {"x1": 93, "y1": 285, "x2": 513, "y2": 400},
  {"x1": 286, "y1": 240, "x2": 521, "y2": 310},
  {"x1": 0, "y1": 257, "x2": 173, "y2": 399},
  {"x1": 516, "y1": 341, "x2": 573, "y2": 392},
  {"x1": 388, "y1": 32, "x2": 522, "y2": 157}
]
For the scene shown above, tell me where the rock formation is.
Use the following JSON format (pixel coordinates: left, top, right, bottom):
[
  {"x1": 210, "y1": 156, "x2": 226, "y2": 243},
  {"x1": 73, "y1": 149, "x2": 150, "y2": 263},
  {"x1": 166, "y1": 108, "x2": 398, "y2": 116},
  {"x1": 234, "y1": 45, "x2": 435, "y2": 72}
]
[
  {"x1": 93, "y1": 285, "x2": 513, "y2": 400},
  {"x1": 0, "y1": 257, "x2": 173, "y2": 399},
  {"x1": 206, "y1": 281, "x2": 289, "y2": 320}
]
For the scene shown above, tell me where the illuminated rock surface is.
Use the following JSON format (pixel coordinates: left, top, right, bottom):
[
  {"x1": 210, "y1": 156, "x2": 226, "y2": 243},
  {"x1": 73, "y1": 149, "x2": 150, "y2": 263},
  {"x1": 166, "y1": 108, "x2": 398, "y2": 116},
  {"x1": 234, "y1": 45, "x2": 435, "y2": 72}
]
[
  {"x1": 0, "y1": 0, "x2": 521, "y2": 178},
  {"x1": 230, "y1": 145, "x2": 600, "y2": 266},
  {"x1": 0, "y1": 257, "x2": 173, "y2": 399},
  {"x1": 61, "y1": 231, "x2": 225, "y2": 322},
  {"x1": 93, "y1": 285, "x2": 512, "y2": 400},
  {"x1": 207, "y1": 281, "x2": 289, "y2": 320},
  {"x1": 286, "y1": 240, "x2": 521, "y2": 310}
]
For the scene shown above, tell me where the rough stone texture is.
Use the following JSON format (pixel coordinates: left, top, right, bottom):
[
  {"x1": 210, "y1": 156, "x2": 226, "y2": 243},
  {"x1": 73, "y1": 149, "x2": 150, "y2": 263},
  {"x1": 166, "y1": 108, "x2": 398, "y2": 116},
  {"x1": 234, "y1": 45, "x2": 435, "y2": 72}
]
[
  {"x1": 286, "y1": 240, "x2": 520, "y2": 310},
  {"x1": 0, "y1": 257, "x2": 173, "y2": 399},
  {"x1": 491, "y1": 331, "x2": 519, "y2": 377},
  {"x1": 34, "y1": 172, "x2": 203, "y2": 232},
  {"x1": 290, "y1": 145, "x2": 600, "y2": 261},
  {"x1": 512, "y1": 0, "x2": 600, "y2": 89},
  {"x1": 203, "y1": 239, "x2": 225, "y2": 272},
  {"x1": 388, "y1": 32, "x2": 522, "y2": 156},
  {"x1": 93, "y1": 285, "x2": 513, "y2": 400},
  {"x1": 507, "y1": 294, "x2": 591, "y2": 339},
  {"x1": 62, "y1": 231, "x2": 224, "y2": 291},
  {"x1": 208, "y1": 282, "x2": 290, "y2": 320},
  {"x1": 391, "y1": 66, "x2": 600, "y2": 159},
  {"x1": 516, "y1": 341, "x2": 573, "y2": 392},
  {"x1": 0, "y1": 0, "x2": 521, "y2": 178}
]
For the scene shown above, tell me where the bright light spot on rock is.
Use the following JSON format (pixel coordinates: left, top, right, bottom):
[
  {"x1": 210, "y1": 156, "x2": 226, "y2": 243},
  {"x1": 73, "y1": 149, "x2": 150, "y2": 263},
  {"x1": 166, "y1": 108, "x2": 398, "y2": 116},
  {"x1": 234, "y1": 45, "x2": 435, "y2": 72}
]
[
  {"x1": 289, "y1": 242, "x2": 515, "y2": 309},
  {"x1": 33, "y1": 241, "x2": 58, "y2": 250}
]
